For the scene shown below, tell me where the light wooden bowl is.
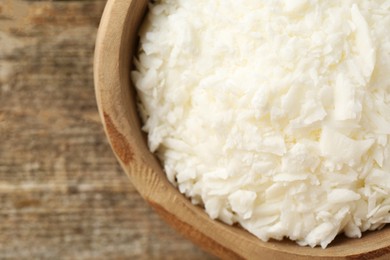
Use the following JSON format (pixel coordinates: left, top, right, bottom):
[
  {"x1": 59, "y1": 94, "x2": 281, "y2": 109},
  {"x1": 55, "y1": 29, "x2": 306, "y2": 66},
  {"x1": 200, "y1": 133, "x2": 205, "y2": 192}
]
[{"x1": 94, "y1": 0, "x2": 390, "y2": 259}]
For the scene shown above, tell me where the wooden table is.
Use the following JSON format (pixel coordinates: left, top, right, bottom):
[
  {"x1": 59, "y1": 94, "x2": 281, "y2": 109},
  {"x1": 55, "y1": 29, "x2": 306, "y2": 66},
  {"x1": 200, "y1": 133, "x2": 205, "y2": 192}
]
[{"x1": 0, "y1": 1, "x2": 216, "y2": 258}]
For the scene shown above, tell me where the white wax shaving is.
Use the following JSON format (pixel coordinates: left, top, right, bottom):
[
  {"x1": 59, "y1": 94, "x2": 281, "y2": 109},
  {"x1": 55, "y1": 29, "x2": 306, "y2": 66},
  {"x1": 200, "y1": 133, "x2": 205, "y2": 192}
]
[{"x1": 132, "y1": 0, "x2": 390, "y2": 248}]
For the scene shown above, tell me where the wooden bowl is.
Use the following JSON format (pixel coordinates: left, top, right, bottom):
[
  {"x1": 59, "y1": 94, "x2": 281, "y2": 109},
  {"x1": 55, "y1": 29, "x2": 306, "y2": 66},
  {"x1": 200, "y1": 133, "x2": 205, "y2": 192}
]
[{"x1": 94, "y1": 0, "x2": 390, "y2": 258}]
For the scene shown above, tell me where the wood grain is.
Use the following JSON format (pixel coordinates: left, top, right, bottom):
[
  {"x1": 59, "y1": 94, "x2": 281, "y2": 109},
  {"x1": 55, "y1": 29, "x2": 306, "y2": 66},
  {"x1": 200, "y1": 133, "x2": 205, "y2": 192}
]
[{"x1": 0, "y1": 0, "x2": 215, "y2": 259}]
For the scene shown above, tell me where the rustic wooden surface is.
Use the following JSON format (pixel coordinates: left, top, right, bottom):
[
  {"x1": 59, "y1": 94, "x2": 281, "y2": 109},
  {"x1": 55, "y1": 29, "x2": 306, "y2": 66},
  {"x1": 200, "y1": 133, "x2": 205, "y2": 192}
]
[{"x1": 0, "y1": 1, "x2": 216, "y2": 259}]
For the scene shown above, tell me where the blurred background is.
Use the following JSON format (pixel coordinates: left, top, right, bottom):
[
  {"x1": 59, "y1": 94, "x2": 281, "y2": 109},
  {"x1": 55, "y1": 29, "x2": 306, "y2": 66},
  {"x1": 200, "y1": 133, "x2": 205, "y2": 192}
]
[{"x1": 0, "y1": 0, "x2": 215, "y2": 258}]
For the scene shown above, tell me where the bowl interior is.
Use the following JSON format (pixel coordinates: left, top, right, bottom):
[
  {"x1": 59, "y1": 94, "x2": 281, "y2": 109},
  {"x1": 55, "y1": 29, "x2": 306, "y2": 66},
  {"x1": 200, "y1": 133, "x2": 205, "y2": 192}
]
[{"x1": 94, "y1": 0, "x2": 390, "y2": 259}]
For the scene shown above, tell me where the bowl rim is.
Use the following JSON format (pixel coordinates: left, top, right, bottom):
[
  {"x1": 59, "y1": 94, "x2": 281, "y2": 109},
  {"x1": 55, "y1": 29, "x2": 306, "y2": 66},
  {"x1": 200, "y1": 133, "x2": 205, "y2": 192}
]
[{"x1": 94, "y1": 0, "x2": 390, "y2": 259}]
